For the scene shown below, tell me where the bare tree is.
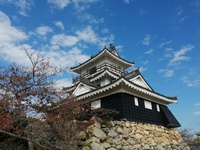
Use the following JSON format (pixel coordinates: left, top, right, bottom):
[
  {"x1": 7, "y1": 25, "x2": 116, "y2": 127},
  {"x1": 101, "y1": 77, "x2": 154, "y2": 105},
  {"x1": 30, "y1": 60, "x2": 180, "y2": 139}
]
[
  {"x1": 179, "y1": 128, "x2": 194, "y2": 144},
  {"x1": 0, "y1": 49, "x2": 86, "y2": 149}
]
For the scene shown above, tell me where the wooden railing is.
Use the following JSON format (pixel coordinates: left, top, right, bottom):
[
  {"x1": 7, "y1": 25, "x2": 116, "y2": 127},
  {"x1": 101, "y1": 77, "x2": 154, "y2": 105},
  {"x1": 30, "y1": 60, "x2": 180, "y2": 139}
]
[
  {"x1": 72, "y1": 62, "x2": 125, "y2": 83},
  {"x1": 72, "y1": 63, "x2": 141, "y2": 84}
]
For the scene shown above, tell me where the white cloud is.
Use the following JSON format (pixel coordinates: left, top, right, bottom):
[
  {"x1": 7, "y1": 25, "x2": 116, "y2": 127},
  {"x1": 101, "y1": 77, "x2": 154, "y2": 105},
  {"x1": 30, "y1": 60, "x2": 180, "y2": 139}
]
[
  {"x1": 78, "y1": 13, "x2": 104, "y2": 24},
  {"x1": 0, "y1": 11, "x2": 114, "y2": 74},
  {"x1": 16, "y1": 0, "x2": 33, "y2": 16},
  {"x1": 123, "y1": 0, "x2": 133, "y2": 4},
  {"x1": 193, "y1": 111, "x2": 200, "y2": 116},
  {"x1": 144, "y1": 48, "x2": 154, "y2": 54},
  {"x1": 158, "y1": 69, "x2": 174, "y2": 78},
  {"x1": 51, "y1": 34, "x2": 79, "y2": 47},
  {"x1": 139, "y1": 67, "x2": 147, "y2": 73},
  {"x1": 164, "y1": 47, "x2": 173, "y2": 58},
  {"x1": 159, "y1": 40, "x2": 173, "y2": 48},
  {"x1": 76, "y1": 26, "x2": 98, "y2": 43},
  {"x1": 101, "y1": 28, "x2": 109, "y2": 34},
  {"x1": 169, "y1": 44, "x2": 194, "y2": 66},
  {"x1": 142, "y1": 34, "x2": 151, "y2": 46},
  {"x1": 141, "y1": 60, "x2": 149, "y2": 65},
  {"x1": 35, "y1": 26, "x2": 53, "y2": 36},
  {"x1": 0, "y1": 0, "x2": 33, "y2": 16},
  {"x1": 165, "y1": 47, "x2": 173, "y2": 52},
  {"x1": 0, "y1": 11, "x2": 28, "y2": 43},
  {"x1": 180, "y1": 76, "x2": 200, "y2": 87},
  {"x1": 72, "y1": 0, "x2": 101, "y2": 12},
  {"x1": 54, "y1": 78, "x2": 72, "y2": 89},
  {"x1": 41, "y1": 46, "x2": 89, "y2": 68},
  {"x1": 50, "y1": 25, "x2": 114, "y2": 50},
  {"x1": 194, "y1": 103, "x2": 200, "y2": 106},
  {"x1": 97, "y1": 34, "x2": 115, "y2": 48},
  {"x1": 54, "y1": 21, "x2": 65, "y2": 30},
  {"x1": 0, "y1": 11, "x2": 30, "y2": 64},
  {"x1": 47, "y1": 0, "x2": 100, "y2": 11},
  {"x1": 47, "y1": 0, "x2": 71, "y2": 9}
]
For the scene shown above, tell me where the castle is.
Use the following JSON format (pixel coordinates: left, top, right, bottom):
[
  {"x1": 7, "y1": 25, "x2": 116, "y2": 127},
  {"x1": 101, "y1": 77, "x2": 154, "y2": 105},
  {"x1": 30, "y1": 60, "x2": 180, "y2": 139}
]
[{"x1": 64, "y1": 44, "x2": 180, "y2": 128}]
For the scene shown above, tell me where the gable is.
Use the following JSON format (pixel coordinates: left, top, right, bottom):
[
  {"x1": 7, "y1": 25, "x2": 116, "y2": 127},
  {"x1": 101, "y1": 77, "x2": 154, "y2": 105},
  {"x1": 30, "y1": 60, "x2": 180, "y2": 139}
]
[
  {"x1": 129, "y1": 75, "x2": 153, "y2": 91},
  {"x1": 73, "y1": 83, "x2": 95, "y2": 97}
]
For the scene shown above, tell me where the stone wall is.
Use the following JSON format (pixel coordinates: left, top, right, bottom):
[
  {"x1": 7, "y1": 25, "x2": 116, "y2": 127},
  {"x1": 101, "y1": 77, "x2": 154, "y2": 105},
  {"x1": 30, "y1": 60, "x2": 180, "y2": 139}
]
[{"x1": 77, "y1": 120, "x2": 190, "y2": 150}]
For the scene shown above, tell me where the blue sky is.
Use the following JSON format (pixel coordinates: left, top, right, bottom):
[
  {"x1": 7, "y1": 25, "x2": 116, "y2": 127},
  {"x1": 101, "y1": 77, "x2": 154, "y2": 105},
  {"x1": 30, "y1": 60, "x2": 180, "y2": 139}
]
[{"x1": 0, "y1": 0, "x2": 200, "y2": 133}]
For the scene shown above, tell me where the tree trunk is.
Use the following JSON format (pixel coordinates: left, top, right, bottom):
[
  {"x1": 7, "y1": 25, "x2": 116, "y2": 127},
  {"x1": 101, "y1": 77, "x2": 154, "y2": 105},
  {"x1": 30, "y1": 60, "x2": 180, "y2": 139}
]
[{"x1": 27, "y1": 133, "x2": 34, "y2": 150}]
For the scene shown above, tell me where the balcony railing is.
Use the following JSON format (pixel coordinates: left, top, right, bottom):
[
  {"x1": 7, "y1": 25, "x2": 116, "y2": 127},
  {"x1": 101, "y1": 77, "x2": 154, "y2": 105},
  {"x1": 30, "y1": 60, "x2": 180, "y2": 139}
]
[
  {"x1": 72, "y1": 63, "x2": 140, "y2": 84},
  {"x1": 72, "y1": 62, "x2": 125, "y2": 83}
]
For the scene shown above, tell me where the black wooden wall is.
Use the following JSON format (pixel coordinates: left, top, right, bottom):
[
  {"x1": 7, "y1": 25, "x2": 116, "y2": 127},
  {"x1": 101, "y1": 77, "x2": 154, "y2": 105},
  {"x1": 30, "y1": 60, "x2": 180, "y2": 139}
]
[{"x1": 100, "y1": 92, "x2": 180, "y2": 128}]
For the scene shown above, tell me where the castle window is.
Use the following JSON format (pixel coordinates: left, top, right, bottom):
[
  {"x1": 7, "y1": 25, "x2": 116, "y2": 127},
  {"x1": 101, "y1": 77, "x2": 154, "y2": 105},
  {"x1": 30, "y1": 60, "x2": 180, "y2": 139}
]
[
  {"x1": 89, "y1": 66, "x2": 97, "y2": 74},
  {"x1": 91, "y1": 99, "x2": 101, "y2": 110},
  {"x1": 144, "y1": 100, "x2": 152, "y2": 110},
  {"x1": 156, "y1": 104, "x2": 160, "y2": 112},
  {"x1": 134, "y1": 97, "x2": 139, "y2": 106}
]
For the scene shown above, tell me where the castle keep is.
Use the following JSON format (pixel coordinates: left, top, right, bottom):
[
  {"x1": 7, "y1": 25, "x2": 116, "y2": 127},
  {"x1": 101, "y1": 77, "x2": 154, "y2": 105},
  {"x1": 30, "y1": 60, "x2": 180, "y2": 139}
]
[{"x1": 65, "y1": 44, "x2": 180, "y2": 128}]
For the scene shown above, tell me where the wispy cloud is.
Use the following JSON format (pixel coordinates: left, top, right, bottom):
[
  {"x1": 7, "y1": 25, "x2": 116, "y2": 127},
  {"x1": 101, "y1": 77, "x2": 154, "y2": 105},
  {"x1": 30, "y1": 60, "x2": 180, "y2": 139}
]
[
  {"x1": 173, "y1": 7, "x2": 188, "y2": 23},
  {"x1": 72, "y1": 0, "x2": 101, "y2": 12},
  {"x1": 123, "y1": 0, "x2": 134, "y2": 4},
  {"x1": 54, "y1": 21, "x2": 65, "y2": 31},
  {"x1": 169, "y1": 44, "x2": 194, "y2": 66},
  {"x1": 139, "y1": 9, "x2": 147, "y2": 15},
  {"x1": 180, "y1": 76, "x2": 200, "y2": 87},
  {"x1": 47, "y1": 0, "x2": 71, "y2": 9},
  {"x1": 78, "y1": 13, "x2": 104, "y2": 24},
  {"x1": 144, "y1": 48, "x2": 154, "y2": 54},
  {"x1": 0, "y1": 0, "x2": 34, "y2": 16},
  {"x1": 193, "y1": 103, "x2": 200, "y2": 116},
  {"x1": 51, "y1": 26, "x2": 99, "y2": 47},
  {"x1": 139, "y1": 67, "x2": 147, "y2": 73},
  {"x1": 142, "y1": 34, "x2": 151, "y2": 46},
  {"x1": 159, "y1": 40, "x2": 173, "y2": 48},
  {"x1": 35, "y1": 26, "x2": 53, "y2": 36},
  {"x1": 51, "y1": 34, "x2": 79, "y2": 47},
  {"x1": 47, "y1": 0, "x2": 101, "y2": 12},
  {"x1": 101, "y1": 28, "x2": 109, "y2": 34},
  {"x1": 158, "y1": 69, "x2": 174, "y2": 78},
  {"x1": 193, "y1": 111, "x2": 200, "y2": 116},
  {"x1": 194, "y1": 103, "x2": 200, "y2": 106}
]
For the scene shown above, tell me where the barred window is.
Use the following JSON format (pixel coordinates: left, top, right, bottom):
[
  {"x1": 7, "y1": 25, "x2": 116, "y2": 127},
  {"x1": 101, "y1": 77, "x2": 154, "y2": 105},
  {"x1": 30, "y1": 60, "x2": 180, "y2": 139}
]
[
  {"x1": 91, "y1": 100, "x2": 101, "y2": 110},
  {"x1": 144, "y1": 100, "x2": 152, "y2": 110},
  {"x1": 156, "y1": 104, "x2": 160, "y2": 112},
  {"x1": 134, "y1": 97, "x2": 139, "y2": 106}
]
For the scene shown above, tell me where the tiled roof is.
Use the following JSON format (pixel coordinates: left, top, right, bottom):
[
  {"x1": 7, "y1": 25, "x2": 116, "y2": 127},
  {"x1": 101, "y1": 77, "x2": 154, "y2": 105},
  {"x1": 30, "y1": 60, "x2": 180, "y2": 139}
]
[
  {"x1": 75, "y1": 77, "x2": 177, "y2": 104},
  {"x1": 70, "y1": 47, "x2": 134, "y2": 72}
]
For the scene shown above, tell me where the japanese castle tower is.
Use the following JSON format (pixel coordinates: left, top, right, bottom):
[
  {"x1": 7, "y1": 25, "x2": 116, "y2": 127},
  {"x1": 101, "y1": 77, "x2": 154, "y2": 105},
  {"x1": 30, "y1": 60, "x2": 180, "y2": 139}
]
[{"x1": 65, "y1": 44, "x2": 180, "y2": 128}]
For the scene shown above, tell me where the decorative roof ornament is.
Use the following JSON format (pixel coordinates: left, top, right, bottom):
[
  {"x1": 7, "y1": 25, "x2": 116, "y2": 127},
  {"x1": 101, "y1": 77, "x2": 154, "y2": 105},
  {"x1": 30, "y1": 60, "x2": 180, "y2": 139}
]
[{"x1": 109, "y1": 43, "x2": 119, "y2": 56}]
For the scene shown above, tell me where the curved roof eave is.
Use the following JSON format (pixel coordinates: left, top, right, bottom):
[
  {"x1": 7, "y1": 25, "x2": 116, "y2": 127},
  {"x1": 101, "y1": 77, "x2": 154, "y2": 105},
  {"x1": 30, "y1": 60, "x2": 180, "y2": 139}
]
[
  {"x1": 90, "y1": 69, "x2": 119, "y2": 82},
  {"x1": 76, "y1": 77, "x2": 177, "y2": 104},
  {"x1": 70, "y1": 48, "x2": 134, "y2": 72}
]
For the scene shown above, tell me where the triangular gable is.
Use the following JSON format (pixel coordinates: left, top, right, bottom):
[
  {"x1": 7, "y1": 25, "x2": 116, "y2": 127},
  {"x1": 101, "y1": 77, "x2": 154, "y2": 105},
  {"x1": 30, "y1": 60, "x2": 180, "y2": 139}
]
[
  {"x1": 76, "y1": 77, "x2": 177, "y2": 104},
  {"x1": 129, "y1": 75, "x2": 153, "y2": 91},
  {"x1": 73, "y1": 82, "x2": 96, "y2": 97}
]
